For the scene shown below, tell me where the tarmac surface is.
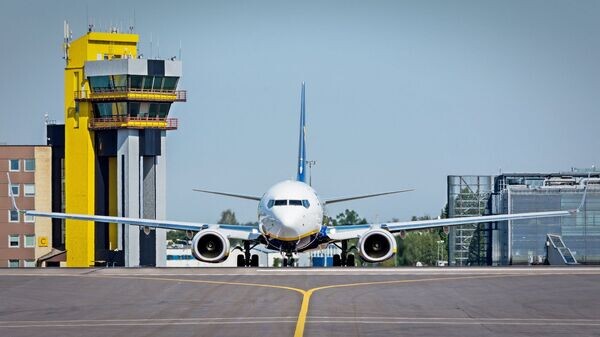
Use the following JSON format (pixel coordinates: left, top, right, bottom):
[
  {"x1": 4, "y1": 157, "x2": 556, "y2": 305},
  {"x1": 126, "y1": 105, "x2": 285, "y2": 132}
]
[{"x1": 1, "y1": 267, "x2": 600, "y2": 337}]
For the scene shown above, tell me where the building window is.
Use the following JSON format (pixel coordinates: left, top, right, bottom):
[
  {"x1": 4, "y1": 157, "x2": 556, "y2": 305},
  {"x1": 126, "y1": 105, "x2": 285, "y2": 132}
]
[
  {"x1": 9, "y1": 159, "x2": 20, "y2": 171},
  {"x1": 9, "y1": 210, "x2": 19, "y2": 222},
  {"x1": 24, "y1": 184, "x2": 35, "y2": 197},
  {"x1": 23, "y1": 260, "x2": 36, "y2": 268},
  {"x1": 9, "y1": 183, "x2": 19, "y2": 197},
  {"x1": 24, "y1": 159, "x2": 35, "y2": 172},
  {"x1": 24, "y1": 212, "x2": 35, "y2": 223},
  {"x1": 8, "y1": 260, "x2": 19, "y2": 268},
  {"x1": 24, "y1": 235, "x2": 35, "y2": 248},
  {"x1": 9, "y1": 235, "x2": 19, "y2": 248}
]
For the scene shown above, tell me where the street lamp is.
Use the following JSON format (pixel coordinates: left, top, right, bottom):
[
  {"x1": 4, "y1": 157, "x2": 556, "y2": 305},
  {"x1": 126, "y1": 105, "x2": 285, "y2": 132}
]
[
  {"x1": 306, "y1": 160, "x2": 317, "y2": 186},
  {"x1": 436, "y1": 240, "x2": 445, "y2": 266}
]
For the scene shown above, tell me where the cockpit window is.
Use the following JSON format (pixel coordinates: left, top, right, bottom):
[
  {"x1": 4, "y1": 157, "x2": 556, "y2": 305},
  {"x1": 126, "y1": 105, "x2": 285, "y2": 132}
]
[
  {"x1": 274, "y1": 200, "x2": 287, "y2": 206},
  {"x1": 302, "y1": 200, "x2": 310, "y2": 208},
  {"x1": 267, "y1": 199, "x2": 274, "y2": 208},
  {"x1": 289, "y1": 200, "x2": 302, "y2": 206}
]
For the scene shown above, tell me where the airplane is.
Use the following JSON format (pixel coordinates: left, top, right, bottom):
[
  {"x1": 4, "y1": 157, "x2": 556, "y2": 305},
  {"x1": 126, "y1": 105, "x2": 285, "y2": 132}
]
[{"x1": 9, "y1": 83, "x2": 580, "y2": 267}]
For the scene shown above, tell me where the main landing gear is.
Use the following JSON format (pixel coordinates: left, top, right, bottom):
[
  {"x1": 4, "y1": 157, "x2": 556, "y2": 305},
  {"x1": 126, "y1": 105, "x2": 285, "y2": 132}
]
[
  {"x1": 237, "y1": 241, "x2": 259, "y2": 267},
  {"x1": 283, "y1": 252, "x2": 296, "y2": 267},
  {"x1": 332, "y1": 240, "x2": 356, "y2": 267}
]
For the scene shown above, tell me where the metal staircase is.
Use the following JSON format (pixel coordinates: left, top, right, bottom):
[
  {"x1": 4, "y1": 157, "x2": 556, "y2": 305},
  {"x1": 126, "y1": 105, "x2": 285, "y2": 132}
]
[{"x1": 546, "y1": 234, "x2": 578, "y2": 265}]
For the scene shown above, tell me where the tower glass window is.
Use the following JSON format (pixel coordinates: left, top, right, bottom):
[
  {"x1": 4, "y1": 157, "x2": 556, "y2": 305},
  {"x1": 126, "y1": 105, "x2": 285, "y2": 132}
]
[{"x1": 162, "y1": 77, "x2": 178, "y2": 91}]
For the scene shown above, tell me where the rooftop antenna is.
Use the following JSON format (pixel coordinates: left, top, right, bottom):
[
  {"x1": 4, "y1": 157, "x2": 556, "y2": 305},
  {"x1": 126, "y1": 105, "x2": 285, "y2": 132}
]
[
  {"x1": 179, "y1": 40, "x2": 182, "y2": 60},
  {"x1": 63, "y1": 20, "x2": 71, "y2": 65},
  {"x1": 157, "y1": 37, "x2": 160, "y2": 58},
  {"x1": 129, "y1": 9, "x2": 135, "y2": 33}
]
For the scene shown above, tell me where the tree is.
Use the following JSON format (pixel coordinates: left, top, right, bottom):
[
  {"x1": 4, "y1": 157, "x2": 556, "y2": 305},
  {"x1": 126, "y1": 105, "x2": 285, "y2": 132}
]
[
  {"x1": 219, "y1": 209, "x2": 239, "y2": 225},
  {"x1": 167, "y1": 230, "x2": 188, "y2": 242},
  {"x1": 330, "y1": 209, "x2": 368, "y2": 226},
  {"x1": 395, "y1": 213, "x2": 448, "y2": 266}
]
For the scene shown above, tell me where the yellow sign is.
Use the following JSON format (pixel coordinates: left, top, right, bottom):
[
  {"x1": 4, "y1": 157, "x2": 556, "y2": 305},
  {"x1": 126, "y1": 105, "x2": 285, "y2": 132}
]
[{"x1": 38, "y1": 236, "x2": 48, "y2": 247}]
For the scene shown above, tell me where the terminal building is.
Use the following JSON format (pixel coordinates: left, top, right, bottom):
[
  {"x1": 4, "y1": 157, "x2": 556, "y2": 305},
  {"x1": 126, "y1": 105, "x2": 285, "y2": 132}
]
[{"x1": 448, "y1": 171, "x2": 600, "y2": 266}]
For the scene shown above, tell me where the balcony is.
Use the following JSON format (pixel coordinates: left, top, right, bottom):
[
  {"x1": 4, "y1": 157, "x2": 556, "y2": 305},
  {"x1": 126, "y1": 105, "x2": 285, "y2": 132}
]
[
  {"x1": 75, "y1": 88, "x2": 187, "y2": 103},
  {"x1": 88, "y1": 117, "x2": 178, "y2": 130}
]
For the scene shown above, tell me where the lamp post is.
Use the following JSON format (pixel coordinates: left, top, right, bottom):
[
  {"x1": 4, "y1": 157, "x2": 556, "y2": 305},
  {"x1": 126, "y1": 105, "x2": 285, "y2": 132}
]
[
  {"x1": 306, "y1": 160, "x2": 317, "y2": 186},
  {"x1": 436, "y1": 240, "x2": 445, "y2": 266}
]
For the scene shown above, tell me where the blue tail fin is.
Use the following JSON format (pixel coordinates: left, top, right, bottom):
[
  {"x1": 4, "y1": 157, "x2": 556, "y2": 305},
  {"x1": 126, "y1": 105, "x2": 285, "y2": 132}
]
[{"x1": 297, "y1": 82, "x2": 307, "y2": 183}]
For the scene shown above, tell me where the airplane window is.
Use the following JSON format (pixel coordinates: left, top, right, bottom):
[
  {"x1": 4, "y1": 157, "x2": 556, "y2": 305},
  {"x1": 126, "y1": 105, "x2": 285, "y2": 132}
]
[
  {"x1": 302, "y1": 200, "x2": 310, "y2": 208},
  {"x1": 289, "y1": 200, "x2": 302, "y2": 206},
  {"x1": 274, "y1": 200, "x2": 287, "y2": 206},
  {"x1": 267, "y1": 200, "x2": 274, "y2": 208}
]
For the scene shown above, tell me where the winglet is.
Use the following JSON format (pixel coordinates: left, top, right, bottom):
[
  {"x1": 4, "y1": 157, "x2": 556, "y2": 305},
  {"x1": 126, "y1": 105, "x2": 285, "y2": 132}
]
[
  {"x1": 572, "y1": 171, "x2": 592, "y2": 214},
  {"x1": 296, "y1": 82, "x2": 307, "y2": 183},
  {"x1": 6, "y1": 172, "x2": 20, "y2": 212}
]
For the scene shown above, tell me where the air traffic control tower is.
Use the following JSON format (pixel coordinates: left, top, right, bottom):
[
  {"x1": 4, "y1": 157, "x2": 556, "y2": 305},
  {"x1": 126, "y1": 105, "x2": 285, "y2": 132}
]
[{"x1": 63, "y1": 26, "x2": 185, "y2": 267}]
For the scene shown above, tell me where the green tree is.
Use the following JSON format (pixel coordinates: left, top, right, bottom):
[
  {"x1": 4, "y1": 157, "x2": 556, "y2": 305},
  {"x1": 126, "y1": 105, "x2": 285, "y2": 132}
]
[
  {"x1": 330, "y1": 209, "x2": 368, "y2": 226},
  {"x1": 395, "y1": 212, "x2": 448, "y2": 266},
  {"x1": 167, "y1": 230, "x2": 188, "y2": 242},
  {"x1": 219, "y1": 209, "x2": 239, "y2": 225}
]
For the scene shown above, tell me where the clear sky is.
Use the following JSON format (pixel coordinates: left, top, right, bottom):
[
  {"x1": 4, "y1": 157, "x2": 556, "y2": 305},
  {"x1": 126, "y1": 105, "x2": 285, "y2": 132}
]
[{"x1": 1, "y1": 1, "x2": 599, "y2": 223}]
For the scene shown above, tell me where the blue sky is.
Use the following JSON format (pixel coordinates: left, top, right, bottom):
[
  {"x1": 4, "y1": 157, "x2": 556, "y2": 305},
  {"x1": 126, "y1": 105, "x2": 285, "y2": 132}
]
[{"x1": 1, "y1": 1, "x2": 599, "y2": 223}]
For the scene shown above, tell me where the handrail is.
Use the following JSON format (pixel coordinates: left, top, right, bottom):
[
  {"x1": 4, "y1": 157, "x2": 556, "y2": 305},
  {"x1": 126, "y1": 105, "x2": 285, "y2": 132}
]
[
  {"x1": 88, "y1": 116, "x2": 178, "y2": 130},
  {"x1": 74, "y1": 89, "x2": 186, "y2": 101}
]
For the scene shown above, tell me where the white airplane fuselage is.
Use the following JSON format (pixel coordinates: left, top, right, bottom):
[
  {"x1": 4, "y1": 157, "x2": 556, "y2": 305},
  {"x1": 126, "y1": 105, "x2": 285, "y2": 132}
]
[{"x1": 257, "y1": 180, "x2": 324, "y2": 252}]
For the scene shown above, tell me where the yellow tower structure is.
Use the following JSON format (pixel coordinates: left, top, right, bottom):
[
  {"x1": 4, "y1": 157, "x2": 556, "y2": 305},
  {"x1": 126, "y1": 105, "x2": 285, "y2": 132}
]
[{"x1": 63, "y1": 25, "x2": 184, "y2": 267}]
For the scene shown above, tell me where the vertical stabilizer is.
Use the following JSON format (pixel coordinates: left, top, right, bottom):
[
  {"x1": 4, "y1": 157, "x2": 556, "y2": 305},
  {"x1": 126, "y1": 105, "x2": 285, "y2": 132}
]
[{"x1": 297, "y1": 82, "x2": 307, "y2": 183}]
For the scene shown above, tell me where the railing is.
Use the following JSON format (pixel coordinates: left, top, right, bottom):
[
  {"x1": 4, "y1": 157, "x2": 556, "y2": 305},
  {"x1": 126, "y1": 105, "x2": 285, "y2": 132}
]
[
  {"x1": 88, "y1": 116, "x2": 178, "y2": 130},
  {"x1": 74, "y1": 88, "x2": 187, "y2": 102}
]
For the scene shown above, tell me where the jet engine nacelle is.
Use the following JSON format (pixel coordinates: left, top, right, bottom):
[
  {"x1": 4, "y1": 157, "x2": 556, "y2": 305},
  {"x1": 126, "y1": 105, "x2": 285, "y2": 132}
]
[
  {"x1": 191, "y1": 230, "x2": 230, "y2": 263},
  {"x1": 358, "y1": 229, "x2": 397, "y2": 263}
]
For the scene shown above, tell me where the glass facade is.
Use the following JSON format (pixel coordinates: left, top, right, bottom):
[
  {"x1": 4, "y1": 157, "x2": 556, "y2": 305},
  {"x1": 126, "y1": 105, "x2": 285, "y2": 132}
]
[
  {"x1": 507, "y1": 187, "x2": 600, "y2": 264},
  {"x1": 92, "y1": 101, "x2": 172, "y2": 118},
  {"x1": 88, "y1": 75, "x2": 179, "y2": 92}
]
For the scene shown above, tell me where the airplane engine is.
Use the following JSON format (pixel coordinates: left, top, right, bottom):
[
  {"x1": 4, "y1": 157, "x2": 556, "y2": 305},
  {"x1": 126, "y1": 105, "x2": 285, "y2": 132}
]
[
  {"x1": 191, "y1": 230, "x2": 230, "y2": 263},
  {"x1": 358, "y1": 229, "x2": 397, "y2": 263}
]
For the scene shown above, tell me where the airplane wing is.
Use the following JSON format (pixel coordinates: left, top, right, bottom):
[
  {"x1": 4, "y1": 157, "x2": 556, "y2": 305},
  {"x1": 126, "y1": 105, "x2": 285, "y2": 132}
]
[
  {"x1": 26, "y1": 211, "x2": 262, "y2": 241},
  {"x1": 326, "y1": 209, "x2": 574, "y2": 241},
  {"x1": 324, "y1": 189, "x2": 414, "y2": 204}
]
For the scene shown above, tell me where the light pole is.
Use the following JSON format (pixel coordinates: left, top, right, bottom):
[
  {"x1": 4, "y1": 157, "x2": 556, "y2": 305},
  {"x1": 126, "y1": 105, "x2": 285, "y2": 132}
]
[
  {"x1": 436, "y1": 240, "x2": 444, "y2": 266},
  {"x1": 306, "y1": 160, "x2": 317, "y2": 186}
]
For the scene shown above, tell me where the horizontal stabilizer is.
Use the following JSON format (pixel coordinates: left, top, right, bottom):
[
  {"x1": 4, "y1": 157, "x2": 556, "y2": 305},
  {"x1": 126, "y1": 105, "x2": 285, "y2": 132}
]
[
  {"x1": 192, "y1": 189, "x2": 261, "y2": 201},
  {"x1": 324, "y1": 189, "x2": 414, "y2": 204}
]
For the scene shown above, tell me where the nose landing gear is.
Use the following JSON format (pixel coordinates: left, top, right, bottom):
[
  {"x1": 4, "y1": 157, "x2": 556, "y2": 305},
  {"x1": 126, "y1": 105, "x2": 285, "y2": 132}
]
[{"x1": 283, "y1": 252, "x2": 296, "y2": 267}]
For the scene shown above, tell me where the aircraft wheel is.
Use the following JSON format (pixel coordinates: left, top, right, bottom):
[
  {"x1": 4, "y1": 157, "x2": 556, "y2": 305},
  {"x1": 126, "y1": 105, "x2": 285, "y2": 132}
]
[
  {"x1": 250, "y1": 254, "x2": 259, "y2": 267},
  {"x1": 282, "y1": 258, "x2": 288, "y2": 267},
  {"x1": 332, "y1": 254, "x2": 341, "y2": 267},
  {"x1": 237, "y1": 254, "x2": 246, "y2": 267},
  {"x1": 346, "y1": 254, "x2": 355, "y2": 267}
]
